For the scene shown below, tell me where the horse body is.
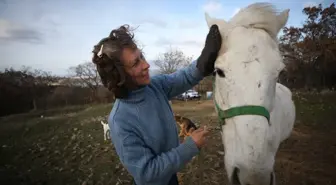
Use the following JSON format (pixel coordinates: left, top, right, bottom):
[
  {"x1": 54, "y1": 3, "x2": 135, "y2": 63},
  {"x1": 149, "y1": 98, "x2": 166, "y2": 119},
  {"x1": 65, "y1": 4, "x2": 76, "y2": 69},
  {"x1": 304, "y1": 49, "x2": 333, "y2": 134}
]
[{"x1": 205, "y1": 3, "x2": 296, "y2": 185}]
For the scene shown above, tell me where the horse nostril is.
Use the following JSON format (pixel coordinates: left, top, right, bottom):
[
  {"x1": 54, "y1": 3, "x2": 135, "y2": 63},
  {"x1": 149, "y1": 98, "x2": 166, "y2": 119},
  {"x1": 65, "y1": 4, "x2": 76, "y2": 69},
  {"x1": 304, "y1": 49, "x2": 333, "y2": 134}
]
[{"x1": 231, "y1": 167, "x2": 241, "y2": 185}]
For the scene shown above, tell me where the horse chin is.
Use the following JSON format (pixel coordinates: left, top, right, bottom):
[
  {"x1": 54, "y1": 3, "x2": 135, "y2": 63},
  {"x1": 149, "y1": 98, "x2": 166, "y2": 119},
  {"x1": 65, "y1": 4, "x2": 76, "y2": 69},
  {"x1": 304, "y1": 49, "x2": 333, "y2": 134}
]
[
  {"x1": 229, "y1": 166, "x2": 276, "y2": 185},
  {"x1": 271, "y1": 172, "x2": 276, "y2": 185}
]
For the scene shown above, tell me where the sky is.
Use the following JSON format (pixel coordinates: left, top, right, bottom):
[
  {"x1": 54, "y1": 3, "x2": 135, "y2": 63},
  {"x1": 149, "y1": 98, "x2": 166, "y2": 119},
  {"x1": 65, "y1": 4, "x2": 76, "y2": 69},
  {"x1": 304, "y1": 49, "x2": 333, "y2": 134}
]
[{"x1": 0, "y1": 0, "x2": 333, "y2": 76}]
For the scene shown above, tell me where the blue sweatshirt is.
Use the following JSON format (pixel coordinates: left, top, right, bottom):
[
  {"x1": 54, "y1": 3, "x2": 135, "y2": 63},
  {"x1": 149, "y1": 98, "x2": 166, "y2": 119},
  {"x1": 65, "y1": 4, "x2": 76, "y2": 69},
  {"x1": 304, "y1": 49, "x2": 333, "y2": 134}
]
[{"x1": 108, "y1": 60, "x2": 204, "y2": 185}]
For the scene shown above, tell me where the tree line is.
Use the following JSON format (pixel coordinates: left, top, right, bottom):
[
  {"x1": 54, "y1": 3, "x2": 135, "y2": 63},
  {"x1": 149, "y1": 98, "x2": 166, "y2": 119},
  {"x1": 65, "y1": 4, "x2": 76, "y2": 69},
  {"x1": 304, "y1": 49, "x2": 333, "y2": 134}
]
[
  {"x1": 0, "y1": 3, "x2": 334, "y2": 117},
  {"x1": 279, "y1": 3, "x2": 336, "y2": 90},
  {"x1": 0, "y1": 63, "x2": 114, "y2": 117}
]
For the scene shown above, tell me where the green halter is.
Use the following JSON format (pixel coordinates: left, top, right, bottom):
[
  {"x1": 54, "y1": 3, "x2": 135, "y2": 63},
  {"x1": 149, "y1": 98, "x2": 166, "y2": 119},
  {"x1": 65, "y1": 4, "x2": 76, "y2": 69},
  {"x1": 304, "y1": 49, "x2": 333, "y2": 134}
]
[{"x1": 212, "y1": 77, "x2": 271, "y2": 127}]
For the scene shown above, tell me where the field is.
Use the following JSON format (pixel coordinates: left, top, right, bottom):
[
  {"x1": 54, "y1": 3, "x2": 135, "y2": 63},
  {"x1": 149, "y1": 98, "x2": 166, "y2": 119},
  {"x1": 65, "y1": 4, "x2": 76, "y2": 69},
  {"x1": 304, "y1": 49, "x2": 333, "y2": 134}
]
[{"x1": 1, "y1": 92, "x2": 336, "y2": 185}]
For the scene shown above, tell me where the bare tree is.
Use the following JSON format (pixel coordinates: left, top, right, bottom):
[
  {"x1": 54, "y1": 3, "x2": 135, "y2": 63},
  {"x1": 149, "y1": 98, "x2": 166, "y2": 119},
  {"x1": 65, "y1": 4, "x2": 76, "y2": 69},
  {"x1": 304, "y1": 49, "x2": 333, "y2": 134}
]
[
  {"x1": 20, "y1": 66, "x2": 58, "y2": 110},
  {"x1": 153, "y1": 47, "x2": 192, "y2": 74},
  {"x1": 68, "y1": 62, "x2": 101, "y2": 91},
  {"x1": 68, "y1": 62, "x2": 103, "y2": 102}
]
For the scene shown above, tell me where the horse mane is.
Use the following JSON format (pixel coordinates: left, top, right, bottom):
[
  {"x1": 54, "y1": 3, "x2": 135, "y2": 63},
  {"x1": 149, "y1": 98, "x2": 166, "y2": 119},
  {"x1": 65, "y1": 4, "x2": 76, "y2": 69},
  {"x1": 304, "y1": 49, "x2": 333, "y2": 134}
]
[{"x1": 229, "y1": 2, "x2": 284, "y2": 39}]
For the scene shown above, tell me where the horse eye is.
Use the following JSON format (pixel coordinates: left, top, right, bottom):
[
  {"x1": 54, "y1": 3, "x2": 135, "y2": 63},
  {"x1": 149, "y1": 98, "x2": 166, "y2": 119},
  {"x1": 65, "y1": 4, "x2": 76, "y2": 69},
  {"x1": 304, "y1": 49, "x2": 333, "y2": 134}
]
[
  {"x1": 212, "y1": 70, "x2": 216, "y2": 76},
  {"x1": 215, "y1": 68, "x2": 225, "y2": 78}
]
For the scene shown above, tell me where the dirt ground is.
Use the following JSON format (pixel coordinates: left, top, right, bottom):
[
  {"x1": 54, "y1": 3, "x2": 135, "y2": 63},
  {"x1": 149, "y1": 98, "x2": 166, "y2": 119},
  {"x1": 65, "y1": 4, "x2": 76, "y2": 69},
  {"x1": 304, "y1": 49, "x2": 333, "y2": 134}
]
[
  {"x1": 0, "y1": 92, "x2": 336, "y2": 185},
  {"x1": 172, "y1": 98, "x2": 336, "y2": 185}
]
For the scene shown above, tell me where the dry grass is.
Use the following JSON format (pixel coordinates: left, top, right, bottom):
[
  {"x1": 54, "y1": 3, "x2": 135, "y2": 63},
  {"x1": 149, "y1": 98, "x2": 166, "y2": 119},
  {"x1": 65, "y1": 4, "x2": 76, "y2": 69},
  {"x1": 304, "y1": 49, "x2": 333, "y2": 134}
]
[{"x1": 0, "y1": 93, "x2": 336, "y2": 185}]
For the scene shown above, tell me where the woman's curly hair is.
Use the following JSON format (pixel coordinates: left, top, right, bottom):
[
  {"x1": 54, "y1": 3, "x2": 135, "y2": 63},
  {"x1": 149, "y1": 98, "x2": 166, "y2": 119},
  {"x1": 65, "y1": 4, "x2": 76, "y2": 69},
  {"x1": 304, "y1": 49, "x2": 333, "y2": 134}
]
[{"x1": 92, "y1": 24, "x2": 138, "y2": 99}]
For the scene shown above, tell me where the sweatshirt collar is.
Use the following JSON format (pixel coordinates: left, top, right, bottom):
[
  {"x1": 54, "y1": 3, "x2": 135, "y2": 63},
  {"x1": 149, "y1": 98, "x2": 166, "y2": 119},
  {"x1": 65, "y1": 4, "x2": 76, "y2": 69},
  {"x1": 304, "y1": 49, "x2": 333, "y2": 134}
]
[{"x1": 120, "y1": 85, "x2": 147, "y2": 104}]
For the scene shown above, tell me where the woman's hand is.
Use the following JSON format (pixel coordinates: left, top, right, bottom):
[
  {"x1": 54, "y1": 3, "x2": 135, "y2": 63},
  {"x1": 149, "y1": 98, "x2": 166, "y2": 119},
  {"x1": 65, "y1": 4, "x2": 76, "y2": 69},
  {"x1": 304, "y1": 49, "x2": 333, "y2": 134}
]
[
  {"x1": 190, "y1": 126, "x2": 209, "y2": 149},
  {"x1": 196, "y1": 24, "x2": 222, "y2": 76}
]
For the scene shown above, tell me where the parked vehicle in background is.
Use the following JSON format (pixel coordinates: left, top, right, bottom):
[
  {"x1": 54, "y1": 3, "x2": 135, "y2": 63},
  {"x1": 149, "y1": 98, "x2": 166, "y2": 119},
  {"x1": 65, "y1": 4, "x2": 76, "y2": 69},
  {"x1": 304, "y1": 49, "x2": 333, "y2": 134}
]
[
  {"x1": 185, "y1": 90, "x2": 201, "y2": 100},
  {"x1": 173, "y1": 89, "x2": 201, "y2": 100}
]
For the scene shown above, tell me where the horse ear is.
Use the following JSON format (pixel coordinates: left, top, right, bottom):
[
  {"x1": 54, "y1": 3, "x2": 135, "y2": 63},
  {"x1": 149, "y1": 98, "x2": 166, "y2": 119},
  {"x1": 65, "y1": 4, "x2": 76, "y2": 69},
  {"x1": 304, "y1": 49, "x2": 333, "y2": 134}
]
[
  {"x1": 205, "y1": 12, "x2": 227, "y2": 29},
  {"x1": 277, "y1": 9, "x2": 289, "y2": 33},
  {"x1": 205, "y1": 12, "x2": 213, "y2": 28},
  {"x1": 205, "y1": 13, "x2": 227, "y2": 55}
]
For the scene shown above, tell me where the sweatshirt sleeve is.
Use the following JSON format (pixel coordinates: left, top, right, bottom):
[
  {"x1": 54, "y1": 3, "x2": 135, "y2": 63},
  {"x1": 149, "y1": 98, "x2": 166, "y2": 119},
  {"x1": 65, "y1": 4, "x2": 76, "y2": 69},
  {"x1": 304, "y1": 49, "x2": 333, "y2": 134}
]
[
  {"x1": 151, "y1": 60, "x2": 204, "y2": 99},
  {"x1": 110, "y1": 119, "x2": 199, "y2": 184}
]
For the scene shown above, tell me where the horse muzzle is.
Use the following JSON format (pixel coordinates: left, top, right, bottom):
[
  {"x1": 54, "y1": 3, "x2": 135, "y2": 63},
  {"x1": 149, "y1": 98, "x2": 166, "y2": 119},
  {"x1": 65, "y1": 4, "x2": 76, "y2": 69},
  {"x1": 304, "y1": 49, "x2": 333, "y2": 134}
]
[{"x1": 231, "y1": 167, "x2": 276, "y2": 185}]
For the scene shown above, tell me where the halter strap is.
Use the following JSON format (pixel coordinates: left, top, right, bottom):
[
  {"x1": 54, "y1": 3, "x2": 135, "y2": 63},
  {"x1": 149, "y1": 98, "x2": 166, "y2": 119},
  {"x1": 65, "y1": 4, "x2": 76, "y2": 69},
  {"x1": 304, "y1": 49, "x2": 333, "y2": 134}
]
[{"x1": 212, "y1": 77, "x2": 271, "y2": 127}]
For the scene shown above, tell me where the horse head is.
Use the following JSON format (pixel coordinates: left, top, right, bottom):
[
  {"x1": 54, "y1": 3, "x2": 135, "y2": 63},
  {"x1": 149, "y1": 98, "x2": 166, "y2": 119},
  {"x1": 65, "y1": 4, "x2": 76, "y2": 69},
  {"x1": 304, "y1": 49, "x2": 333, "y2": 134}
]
[{"x1": 205, "y1": 3, "x2": 291, "y2": 185}]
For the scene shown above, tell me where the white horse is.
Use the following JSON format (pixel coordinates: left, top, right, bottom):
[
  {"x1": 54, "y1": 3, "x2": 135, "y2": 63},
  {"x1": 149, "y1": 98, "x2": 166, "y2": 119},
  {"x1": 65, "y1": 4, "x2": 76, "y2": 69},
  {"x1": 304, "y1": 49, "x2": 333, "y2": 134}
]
[{"x1": 205, "y1": 3, "x2": 296, "y2": 185}]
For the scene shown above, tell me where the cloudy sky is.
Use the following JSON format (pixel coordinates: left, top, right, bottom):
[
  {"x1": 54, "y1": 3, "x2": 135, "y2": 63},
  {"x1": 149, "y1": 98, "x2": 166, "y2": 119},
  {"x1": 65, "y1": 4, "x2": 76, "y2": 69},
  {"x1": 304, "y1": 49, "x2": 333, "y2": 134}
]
[{"x1": 0, "y1": 0, "x2": 332, "y2": 76}]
